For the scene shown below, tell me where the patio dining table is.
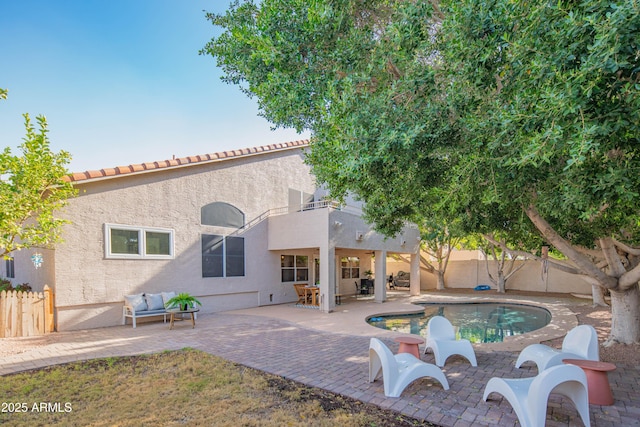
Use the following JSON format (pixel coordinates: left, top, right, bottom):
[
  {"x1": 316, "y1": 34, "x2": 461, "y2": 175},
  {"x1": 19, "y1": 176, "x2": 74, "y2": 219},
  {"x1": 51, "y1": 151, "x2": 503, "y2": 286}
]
[{"x1": 304, "y1": 286, "x2": 320, "y2": 306}]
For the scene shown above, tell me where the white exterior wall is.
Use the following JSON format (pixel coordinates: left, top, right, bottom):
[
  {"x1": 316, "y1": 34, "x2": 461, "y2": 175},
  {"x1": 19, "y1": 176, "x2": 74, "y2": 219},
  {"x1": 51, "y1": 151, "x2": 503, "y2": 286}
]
[{"x1": 52, "y1": 149, "x2": 316, "y2": 330}]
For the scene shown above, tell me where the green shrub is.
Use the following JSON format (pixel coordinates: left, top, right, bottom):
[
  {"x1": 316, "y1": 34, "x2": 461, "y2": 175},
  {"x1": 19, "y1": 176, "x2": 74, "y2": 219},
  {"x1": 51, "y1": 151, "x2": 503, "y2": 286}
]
[
  {"x1": 14, "y1": 283, "x2": 32, "y2": 292},
  {"x1": 0, "y1": 280, "x2": 32, "y2": 293},
  {"x1": 0, "y1": 278, "x2": 12, "y2": 292}
]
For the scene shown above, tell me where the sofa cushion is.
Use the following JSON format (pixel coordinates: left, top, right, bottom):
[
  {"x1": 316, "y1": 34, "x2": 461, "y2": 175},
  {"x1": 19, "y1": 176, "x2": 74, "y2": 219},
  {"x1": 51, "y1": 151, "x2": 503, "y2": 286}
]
[
  {"x1": 145, "y1": 293, "x2": 165, "y2": 311},
  {"x1": 124, "y1": 293, "x2": 148, "y2": 312},
  {"x1": 161, "y1": 291, "x2": 177, "y2": 308}
]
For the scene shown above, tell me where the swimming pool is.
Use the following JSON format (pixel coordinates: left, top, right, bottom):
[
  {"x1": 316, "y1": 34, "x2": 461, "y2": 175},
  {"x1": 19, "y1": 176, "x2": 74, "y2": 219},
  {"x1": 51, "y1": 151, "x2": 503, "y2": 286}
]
[{"x1": 367, "y1": 302, "x2": 551, "y2": 343}]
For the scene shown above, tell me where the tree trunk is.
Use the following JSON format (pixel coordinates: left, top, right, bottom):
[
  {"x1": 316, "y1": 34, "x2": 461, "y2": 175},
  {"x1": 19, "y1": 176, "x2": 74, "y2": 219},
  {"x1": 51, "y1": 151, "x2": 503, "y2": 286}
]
[
  {"x1": 591, "y1": 284, "x2": 608, "y2": 307},
  {"x1": 497, "y1": 275, "x2": 506, "y2": 293},
  {"x1": 436, "y1": 271, "x2": 445, "y2": 290},
  {"x1": 607, "y1": 285, "x2": 640, "y2": 345}
]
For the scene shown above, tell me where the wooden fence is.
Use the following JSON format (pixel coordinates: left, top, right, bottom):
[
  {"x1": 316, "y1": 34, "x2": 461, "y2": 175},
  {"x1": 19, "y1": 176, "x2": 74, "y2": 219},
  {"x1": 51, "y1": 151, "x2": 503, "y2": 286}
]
[{"x1": 0, "y1": 285, "x2": 54, "y2": 337}]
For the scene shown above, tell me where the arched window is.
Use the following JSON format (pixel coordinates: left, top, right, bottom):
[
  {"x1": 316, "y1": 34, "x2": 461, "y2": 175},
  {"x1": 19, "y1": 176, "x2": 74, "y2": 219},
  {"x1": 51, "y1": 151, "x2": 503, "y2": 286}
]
[{"x1": 201, "y1": 202, "x2": 245, "y2": 228}]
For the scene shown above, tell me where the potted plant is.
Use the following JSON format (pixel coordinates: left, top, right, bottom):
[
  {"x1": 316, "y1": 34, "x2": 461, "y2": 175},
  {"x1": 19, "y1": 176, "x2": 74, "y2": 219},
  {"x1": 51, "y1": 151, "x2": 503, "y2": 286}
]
[
  {"x1": 164, "y1": 292, "x2": 202, "y2": 311},
  {"x1": 364, "y1": 270, "x2": 373, "y2": 279}
]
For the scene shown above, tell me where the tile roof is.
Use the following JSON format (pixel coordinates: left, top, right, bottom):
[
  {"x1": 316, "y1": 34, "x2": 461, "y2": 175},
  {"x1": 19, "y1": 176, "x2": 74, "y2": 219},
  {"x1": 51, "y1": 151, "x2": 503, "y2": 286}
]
[{"x1": 64, "y1": 139, "x2": 310, "y2": 183}]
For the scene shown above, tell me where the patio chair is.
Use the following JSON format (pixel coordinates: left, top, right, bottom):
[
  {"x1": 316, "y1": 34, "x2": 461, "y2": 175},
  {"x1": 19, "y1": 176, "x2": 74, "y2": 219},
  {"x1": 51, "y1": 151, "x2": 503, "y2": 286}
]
[
  {"x1": 354, "y1": 281, "x2": 369, "y2": 298},
  {"x1": 483, "y1": 364, "x2": 591, "y2": 427},
  {"x1": 293, "y1": 284, "x2": 310, "y2": 305},
  {"x1": 515, "y1": 324, "x2": 599, "y2": 372},
  {"x1": 369, "y1": 338, "x2": 449, "y2": 398},
  {"x1": 423, "y1": 316, "x2": 477, "y2": 367}
]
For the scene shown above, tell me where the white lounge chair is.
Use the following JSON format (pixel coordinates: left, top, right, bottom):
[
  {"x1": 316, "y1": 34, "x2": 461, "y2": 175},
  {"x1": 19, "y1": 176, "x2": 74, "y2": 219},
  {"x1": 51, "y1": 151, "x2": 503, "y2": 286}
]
[
  {"x1": 515, "y1": 324, "x2": 599, "y2": 372},
  {"x1": 369, "y1": 338, "x2": 449, "y2": 397},
  {"x1": 483, "y1": 364, "x2": 591, "y2": 427},
  {"x1": 423, "y1": 316, "x2": 478, "y2": 367}
]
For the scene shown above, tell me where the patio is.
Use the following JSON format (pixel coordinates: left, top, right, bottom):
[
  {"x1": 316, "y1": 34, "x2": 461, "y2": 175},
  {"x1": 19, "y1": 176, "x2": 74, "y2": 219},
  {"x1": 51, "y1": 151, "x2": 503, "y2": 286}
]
[{"x1": 1, "y1": 291, "x2": 638, "y2": 426}]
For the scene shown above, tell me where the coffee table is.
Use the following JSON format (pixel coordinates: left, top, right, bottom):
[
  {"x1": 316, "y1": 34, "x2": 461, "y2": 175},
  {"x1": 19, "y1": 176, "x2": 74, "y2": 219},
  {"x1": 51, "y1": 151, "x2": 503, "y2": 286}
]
[{"x1": 168, "y1": 308, "x2": 199, "y2": 330}]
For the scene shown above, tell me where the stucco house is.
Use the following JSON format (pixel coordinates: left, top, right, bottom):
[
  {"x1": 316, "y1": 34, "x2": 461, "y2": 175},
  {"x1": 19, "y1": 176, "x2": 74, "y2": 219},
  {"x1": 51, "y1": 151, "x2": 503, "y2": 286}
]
[{"x1": 4, "y1": 140, "x2": 420, "y2": 331}]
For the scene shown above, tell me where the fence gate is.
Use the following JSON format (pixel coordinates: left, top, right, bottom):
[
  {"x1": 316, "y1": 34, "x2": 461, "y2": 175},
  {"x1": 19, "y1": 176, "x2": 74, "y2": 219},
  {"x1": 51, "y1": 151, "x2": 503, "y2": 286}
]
[{"x1": 0, "y1": 285, "x2": 54, "y2": 338}]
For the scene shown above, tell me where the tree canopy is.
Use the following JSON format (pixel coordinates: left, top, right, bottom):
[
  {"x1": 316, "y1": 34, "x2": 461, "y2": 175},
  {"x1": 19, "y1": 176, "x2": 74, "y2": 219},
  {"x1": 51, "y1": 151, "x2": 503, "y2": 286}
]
[
  {"x1": 204, "y1": 0, "x2": 640, "y2": 343},
  {"x1": 0, "y1": 113, "x2": 76, "y2": 258}
]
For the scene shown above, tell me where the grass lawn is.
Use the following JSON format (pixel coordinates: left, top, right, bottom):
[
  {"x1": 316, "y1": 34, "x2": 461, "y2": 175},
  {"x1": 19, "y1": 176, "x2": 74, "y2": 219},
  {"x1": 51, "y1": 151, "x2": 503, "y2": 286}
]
[{"x1": 0, "y1": 348, "x2": 434, "y2": 426}]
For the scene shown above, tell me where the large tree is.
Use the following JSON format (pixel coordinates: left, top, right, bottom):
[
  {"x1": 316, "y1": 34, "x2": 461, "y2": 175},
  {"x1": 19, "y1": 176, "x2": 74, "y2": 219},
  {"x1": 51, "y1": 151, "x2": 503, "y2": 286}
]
[
  {"x1": 0, "y1": 112, "x2": 76, "y2": 258},
  {"x1": 204, "y1": 0, "x2": 640, "y2": 344},
  {"x1": 439, "y1": 0, "x2": 640, "y2": 344}
]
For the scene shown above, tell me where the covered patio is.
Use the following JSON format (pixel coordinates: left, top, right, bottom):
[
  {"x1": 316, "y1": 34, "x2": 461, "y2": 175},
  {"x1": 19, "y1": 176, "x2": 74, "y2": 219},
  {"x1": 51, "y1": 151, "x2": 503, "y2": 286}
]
[{"x1": 268, "y1": 202, "x2": 421, "y2": 312}]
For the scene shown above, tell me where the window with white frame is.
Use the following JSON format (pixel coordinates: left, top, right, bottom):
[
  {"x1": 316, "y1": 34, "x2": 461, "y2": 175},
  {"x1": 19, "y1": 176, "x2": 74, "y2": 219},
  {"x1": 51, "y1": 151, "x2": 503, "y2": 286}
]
[
  {"x1": 341, "y1": 256, "x2": 360, "y2": 279},
  {"x1": 281, "y1": 255, "x2": 308, "y2": 282},
  {"x1": 105, "y1": 224, "x2": 174, "y2": 259},
  {"x1": 201, "y1": 234, "x2": 245, "y2": 277}
]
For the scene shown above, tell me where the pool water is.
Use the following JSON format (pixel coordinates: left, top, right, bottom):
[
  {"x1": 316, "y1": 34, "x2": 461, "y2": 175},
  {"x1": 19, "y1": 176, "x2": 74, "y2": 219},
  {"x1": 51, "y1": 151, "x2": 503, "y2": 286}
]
[{"x1": 367, "y1": 302, "x2": 551, "y2": 343}]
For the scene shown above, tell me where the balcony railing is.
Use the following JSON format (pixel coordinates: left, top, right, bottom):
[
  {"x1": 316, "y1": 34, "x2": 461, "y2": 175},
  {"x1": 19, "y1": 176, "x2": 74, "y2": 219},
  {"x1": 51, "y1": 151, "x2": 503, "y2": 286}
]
[{"x1": 228, "y1": 200, "x2": 362, "y2": 236}]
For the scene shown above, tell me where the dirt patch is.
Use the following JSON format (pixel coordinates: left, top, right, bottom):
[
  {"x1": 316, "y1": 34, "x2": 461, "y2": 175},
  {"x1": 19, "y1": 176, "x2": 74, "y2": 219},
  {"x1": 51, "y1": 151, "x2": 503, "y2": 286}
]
[{"x1": 264, "y1": 375, "x2": 435, "y2": 426}]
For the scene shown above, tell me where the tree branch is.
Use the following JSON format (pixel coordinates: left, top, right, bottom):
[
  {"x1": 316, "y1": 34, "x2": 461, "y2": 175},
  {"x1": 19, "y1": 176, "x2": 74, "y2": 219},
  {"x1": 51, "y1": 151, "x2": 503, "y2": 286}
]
[
  {"x1": 419, "y1": 254, "x2": 436, "y2": 273},
  {"x1": 504, "y1": 263, "x2": 525, "y2": 282},
  {"x1": 619, "y1": 263, "x2": 640, "y2": 290},
  {"x1": 599, "y1": 237, "x2": 627, "y2": 277},
  {"x1": 479, "y1": 248, "x2": 496, "y2": 284},
  {"x1": 612, "y1": 238, "x2": 640, "y2": 256},
  {"x1": 525, "y1": 204, "x2": 617, "y2": 289},
  {"x1": 575, "y1": 245, "x2": 605, "y2": 260},
  {"x1": 394, "y1": 253, "x2": 436, "y2": 273}
]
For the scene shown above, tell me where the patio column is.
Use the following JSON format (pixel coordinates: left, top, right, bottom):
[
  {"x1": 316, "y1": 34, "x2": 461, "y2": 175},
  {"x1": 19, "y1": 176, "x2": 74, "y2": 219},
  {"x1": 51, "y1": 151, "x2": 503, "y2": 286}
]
[
  {"x1": 374, "y1": 250, "x2": 387, "y2": 303},
  {"x1": 319, "y1": 243, "x2": 336, "y2": 313},
  {"x1": 410, "y1": 253, "x2": 421, "y2": 296}
]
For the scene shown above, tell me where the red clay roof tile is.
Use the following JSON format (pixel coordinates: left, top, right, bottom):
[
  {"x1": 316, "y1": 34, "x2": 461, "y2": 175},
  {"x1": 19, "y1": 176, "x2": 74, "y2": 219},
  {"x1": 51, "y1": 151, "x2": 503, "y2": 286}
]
[{"x1": 63, "y1": 139, "x2": 310, "y2": 183}]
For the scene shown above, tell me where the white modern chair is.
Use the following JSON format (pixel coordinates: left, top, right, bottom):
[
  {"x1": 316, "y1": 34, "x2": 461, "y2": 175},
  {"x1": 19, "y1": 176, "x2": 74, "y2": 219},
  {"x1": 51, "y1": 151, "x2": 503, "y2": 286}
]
[
  {"x1": 369, "y1": 338, "x2": 449, "y2": 397},
  {"x1": 483, "y1": 364, "x2": 591, "y2": 427},
  {"x1": 423, "y1": 316, "x2": 478, "y2": 367},
  {"x1": 515, "y1": 324, "x2": 599, "y2": 372}
]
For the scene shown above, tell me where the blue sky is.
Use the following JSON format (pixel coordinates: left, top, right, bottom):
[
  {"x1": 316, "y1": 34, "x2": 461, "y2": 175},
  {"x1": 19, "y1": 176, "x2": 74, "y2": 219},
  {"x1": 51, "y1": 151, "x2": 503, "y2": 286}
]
[{"x1": 0, "y1": 1, "x2": 309, "y2": 173}]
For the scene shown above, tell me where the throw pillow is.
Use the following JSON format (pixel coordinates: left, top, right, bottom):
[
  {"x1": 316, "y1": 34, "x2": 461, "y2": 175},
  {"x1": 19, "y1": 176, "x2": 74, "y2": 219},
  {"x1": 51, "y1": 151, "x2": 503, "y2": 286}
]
[
  {"x1": 145, "y1": 293, "x2": 164, "y2": 311},
  {"x1": 124, "y1": 293, "x2": 148, "y2": 313}
]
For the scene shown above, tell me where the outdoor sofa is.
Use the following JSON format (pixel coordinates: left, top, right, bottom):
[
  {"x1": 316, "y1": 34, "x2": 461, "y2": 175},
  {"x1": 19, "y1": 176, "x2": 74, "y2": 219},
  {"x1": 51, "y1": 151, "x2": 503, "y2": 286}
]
[
  {"x1": 393, "y1": 271, "x2": 410, "y2": 287},
  {"x1": 122, "y1": 291, "x2": 181, "y2": 328}
]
